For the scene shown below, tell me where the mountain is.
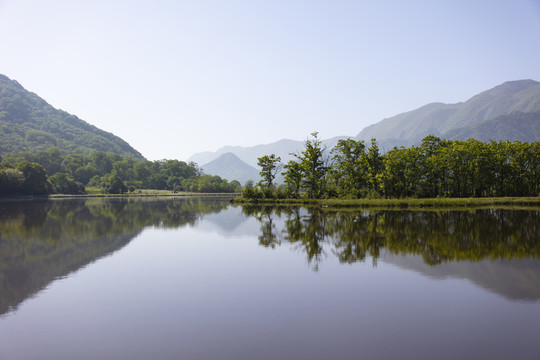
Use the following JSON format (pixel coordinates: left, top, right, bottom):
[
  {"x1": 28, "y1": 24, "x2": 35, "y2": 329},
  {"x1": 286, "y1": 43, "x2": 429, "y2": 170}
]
[
  {"x1": 0, "y1": 74, "x2": 144, "y2": 159},
  {"x1": 443, "y1": 111, "x2": 540, "y2": 142},
  {"x1": 191, "y1": 136, "x2": 347, "y2": 168},
  {"x1": 190, "y1": 79, "x2": 540, "y2": 166},
  {"x1": 356, "y1": 79, "x2": 540, "y2": 148},
  {"x1": 201, "y1": 152, "x2": 260, "y2": 185}
]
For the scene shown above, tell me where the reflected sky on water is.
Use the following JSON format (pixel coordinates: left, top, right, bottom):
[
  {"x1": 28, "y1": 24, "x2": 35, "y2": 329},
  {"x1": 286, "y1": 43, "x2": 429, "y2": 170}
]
[{"x1": 0, "y1": 198, "x2": 539, "y2": 359}]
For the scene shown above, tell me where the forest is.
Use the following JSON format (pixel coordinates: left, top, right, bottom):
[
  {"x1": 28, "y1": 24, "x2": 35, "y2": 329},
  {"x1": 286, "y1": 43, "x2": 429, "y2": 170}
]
[
  {"x1": 0, "y1": 148, "x2": 241, "y2": 195},
  {"x1": 1, "y1": 133, "x2": 539, "y2": 198},
  {"x1": 246, "y1": 133, "x2": 540, "y2": 199}
]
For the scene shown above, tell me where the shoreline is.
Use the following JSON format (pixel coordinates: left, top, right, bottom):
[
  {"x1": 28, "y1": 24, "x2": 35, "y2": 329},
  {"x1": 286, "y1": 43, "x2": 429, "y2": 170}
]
[
  {"x1": 0, "y1": 192, "x2": 241, "y2": 200},
  {"x1": 233, "y1": 196, "x2": 540, "y2": 208},
  {"x1": 2, "y1": 194, "x2": 539, "y2": 208}
]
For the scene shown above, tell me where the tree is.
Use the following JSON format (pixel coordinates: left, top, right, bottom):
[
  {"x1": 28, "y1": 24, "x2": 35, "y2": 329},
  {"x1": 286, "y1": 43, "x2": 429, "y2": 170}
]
[
  {"x1": 295, "y1": 132, "x2": 328, "y2": 198},
  {"x1": 49, "y1": 173, "x2": 85, "y2": 194},
  {"x1": 283, "y1": 160, "x2": 303, "y2": 198},
  {"x1": 91, "y1": 151, "x2": 113, "y2": 176},
  {"x1": 0, "y1": 168, "x2": 25, "y2": 194},
  {"x1": 366, "y1": 139, "x2": 383, "y2": 194},
  {"x1": 16, "y1": 161, "x2": 50, "y2": 195},
  {"x1": 257, "y1": 154, "x2": 282, "y2": 189},
  {"x1": 330, "y1": 138, "x2": 367, "y2": 197},
  {"x1": 62, "y1": 154, "x2": 86, "y2": 177},
  {"x1": 101, "y1": 173, "x2": 127, "y2": 194}
]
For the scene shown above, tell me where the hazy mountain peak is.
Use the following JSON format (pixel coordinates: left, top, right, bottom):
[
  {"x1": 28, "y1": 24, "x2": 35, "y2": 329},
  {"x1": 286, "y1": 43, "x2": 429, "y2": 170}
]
[
  {"x1": 201, "y1": 152, "x2": 260, "y2": 185},
  {"x1": 356, "y1": 79, "x2": 540, "y2": 146}
]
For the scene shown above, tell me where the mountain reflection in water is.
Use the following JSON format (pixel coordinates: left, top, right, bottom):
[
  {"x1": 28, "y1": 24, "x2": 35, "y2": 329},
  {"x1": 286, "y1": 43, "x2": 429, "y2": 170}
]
[
  {"x1": 0, "y1": 198, "x2": 539, "y2": 319},
  {"x1": 0, "y1": 197, "x2": 229, "y2": 316},
  {"x1": 242, "y1": 205, "x2": 540, "y2": 300}
]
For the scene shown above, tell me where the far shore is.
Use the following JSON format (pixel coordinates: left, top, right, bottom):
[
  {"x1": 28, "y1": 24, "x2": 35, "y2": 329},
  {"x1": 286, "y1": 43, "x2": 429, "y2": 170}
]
[
  {"x1": 2, "y1": 193, "x2": 539, "y2": 209},
  {"x1": 233, "y1": 196, "x2": 540, "y2": 208},
  {"x1": 0, "y1": 190, "x2": 240, "y2": 200}
]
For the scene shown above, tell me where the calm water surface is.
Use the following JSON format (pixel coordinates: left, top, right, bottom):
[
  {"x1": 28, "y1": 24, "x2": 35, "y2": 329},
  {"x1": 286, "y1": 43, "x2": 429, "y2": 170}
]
[{"x1": 0, "y1": 198, "x2": 539, "y2": 360}]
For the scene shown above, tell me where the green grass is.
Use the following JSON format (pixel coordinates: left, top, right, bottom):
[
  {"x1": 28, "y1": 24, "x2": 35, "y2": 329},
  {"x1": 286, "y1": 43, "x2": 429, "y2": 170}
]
[{"x1": 49, "y1": 187, "x2": 240, "y2": 198}]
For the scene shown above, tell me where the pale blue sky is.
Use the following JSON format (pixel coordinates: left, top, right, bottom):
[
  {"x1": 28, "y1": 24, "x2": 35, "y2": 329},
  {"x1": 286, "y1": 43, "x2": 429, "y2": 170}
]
[{"x1": 1, "y1": 0, "x2": 539, "y2": 160}]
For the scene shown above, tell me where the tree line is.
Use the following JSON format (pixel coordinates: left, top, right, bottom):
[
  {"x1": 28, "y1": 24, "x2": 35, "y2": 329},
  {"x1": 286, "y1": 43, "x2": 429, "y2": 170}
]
[
  {"x1": 0, "y1": 148, "x2": 241, "y2": 195},
  {"x1": 246, "y1": 132, "x2": 539, "y2": 199}
]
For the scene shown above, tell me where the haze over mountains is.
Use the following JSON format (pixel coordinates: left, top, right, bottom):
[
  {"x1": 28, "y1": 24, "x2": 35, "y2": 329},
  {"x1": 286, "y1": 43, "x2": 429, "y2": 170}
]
[
  {"x1": 200, "y1": 152, "x2": 260, "y2": 185},
  {"x1": 1, "y1": 73, "x2": 539, "y2": 186},
  {"x1": 356, "y1": 79, "x2": 540, "y2": 150},
  {"x1": 192, "y1": 79, "x2": 540, "y2": 183}
]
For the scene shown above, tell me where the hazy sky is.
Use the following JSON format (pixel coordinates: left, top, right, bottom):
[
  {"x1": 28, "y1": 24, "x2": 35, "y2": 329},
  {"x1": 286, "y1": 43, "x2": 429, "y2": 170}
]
[{"x1": 1, "y1": 0, "x2": 540, "y2": 160}]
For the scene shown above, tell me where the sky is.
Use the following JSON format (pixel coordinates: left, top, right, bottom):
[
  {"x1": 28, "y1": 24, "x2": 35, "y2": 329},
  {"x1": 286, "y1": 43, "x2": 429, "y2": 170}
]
[{"x1": 1, "y1": 0, "x2": 540, "y2": 161}]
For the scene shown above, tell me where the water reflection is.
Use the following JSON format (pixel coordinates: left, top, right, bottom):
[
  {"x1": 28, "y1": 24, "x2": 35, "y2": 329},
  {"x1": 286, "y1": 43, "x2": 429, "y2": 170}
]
[
  {"x1": 1, "y1": 199, "x2": 539, "y2": 317},
  {"x1": 242, "y1": 205, "x2": 540, "y2": 268},
  {"x1": 242, "y1": 205, "x2": 540, "y2": 300},
  {"x1": 0, "y1": 197, "x2": 229, "y2": 316}
]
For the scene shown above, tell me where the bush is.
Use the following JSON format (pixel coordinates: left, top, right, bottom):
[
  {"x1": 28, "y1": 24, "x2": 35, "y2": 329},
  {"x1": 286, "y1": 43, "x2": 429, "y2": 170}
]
[{"x1": 49, "y1": 173, "x2": 86, "y2": 194}]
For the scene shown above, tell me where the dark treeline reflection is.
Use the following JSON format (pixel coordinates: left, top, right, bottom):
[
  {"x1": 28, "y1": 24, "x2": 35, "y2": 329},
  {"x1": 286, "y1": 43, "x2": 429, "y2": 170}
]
[
  {"x1": 0, "y1": 197, "x2": 229, "y2": 316},
  {"x1": 242, "y1": 205, "x2": 540, "y2": 271}
]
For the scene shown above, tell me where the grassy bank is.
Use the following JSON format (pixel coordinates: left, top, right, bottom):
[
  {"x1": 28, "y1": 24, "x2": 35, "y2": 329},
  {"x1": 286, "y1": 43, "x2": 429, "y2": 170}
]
[
  {"x1": 48, "y1": 188, "x2": 241, "y2": 199},
  {"x1": 233, "y1": 196, "x2": 540, "y2": 208}
]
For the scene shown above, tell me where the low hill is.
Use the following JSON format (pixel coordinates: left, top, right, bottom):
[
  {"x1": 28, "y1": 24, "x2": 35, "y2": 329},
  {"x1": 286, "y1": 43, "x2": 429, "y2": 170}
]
[
  {"x1": 201, "y1": 152, "x2": 260, "y2": 185},
  {"x1": 0, "y1": 74, "x2": 144, "y2": 159}
]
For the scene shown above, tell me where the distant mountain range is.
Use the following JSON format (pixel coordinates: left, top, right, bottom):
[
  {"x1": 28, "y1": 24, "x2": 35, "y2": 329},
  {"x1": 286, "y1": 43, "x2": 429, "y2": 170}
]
[
  {"x1": 192, "y1": 137, "x2": 346, "y2": 169},
  {"x1": 190, "y1": 79, "x2": 540, "y2": 182},
  {"x1": 201, "y1": 152, "x2": 260, "y2": 185},
  {"x1": 356, "y1": 79, "x2": 540, "y2": 150},
  {"x1": 197, "y1": 138, "x2": 346, "y2": 184},
  {"x1": 0, "y1": 74, "x2": 144, "y2": 159}
]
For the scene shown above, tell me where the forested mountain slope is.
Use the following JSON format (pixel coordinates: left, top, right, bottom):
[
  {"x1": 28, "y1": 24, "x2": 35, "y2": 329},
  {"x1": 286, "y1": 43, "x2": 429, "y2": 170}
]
[
  {"x1": 356, "y1": 79, "x2": 540, "y2": 147},
  {"x1": 0, "y1": 74, "x2": 144, "y2": 159},
  {"x1": 443, "y1": 111, "x2": 540, "y2": 142}
]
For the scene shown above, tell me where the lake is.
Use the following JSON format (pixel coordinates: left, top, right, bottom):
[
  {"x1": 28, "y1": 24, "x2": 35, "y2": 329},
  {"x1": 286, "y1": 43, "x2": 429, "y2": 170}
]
[{"x1": 0, "y1": 197, "x2": 539, "y2": 360}]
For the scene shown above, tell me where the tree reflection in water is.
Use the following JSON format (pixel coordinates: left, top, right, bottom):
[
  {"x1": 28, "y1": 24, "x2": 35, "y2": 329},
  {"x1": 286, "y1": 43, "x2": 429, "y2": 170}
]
[
  {"x1": 0, "y1": 197, "x2": 229, "y2": 316},
  {"x1": 242, "y1": 205, "x2": 540, "y2": 270}
]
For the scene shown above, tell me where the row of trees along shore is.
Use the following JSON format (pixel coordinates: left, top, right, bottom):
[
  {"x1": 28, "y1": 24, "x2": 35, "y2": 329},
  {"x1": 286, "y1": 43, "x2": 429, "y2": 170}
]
[
  {"x1": 244, "y1": 132, "x2": 540, "y2": 200},
  {"x1": 0, "y1": 149, "x2": 241, "y2": 195}
]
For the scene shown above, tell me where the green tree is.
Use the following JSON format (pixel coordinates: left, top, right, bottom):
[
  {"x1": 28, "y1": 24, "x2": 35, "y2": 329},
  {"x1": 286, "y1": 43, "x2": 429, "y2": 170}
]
[
  {"x1": 91, "y1": 151, "x2": 113, "y2": 176},
  {"x1": 16, "y1": 161, "x2": 50, "y2": 195},
  {"x1": 0, "y1": 167, "x2": 25, "y2": 194},
  {"x1": 282, "y1": 160, "x2": 303, "y2": 198},
  {"x1": 257, "y1": 154, "x2": 282, "y2": 189},
  {"x1": 295, "y1": 132, "x2": 328, "y2": 198},
  {"x1": 49, "y1": 173, "x2": 85, "y2": 194},
  {"x1": 101, "y1": 173, "x2": 127, "y2": 194},
  {"x1": 330, "y1": 138, "x2": 367, "y2": 197},
  {"x1": 366, "y1": 138, "x2": 383, "y2": 194},
  {"x1": 62, "y1": 154, "x2": 87, "y2": 177},
  {"x1": 112, "y1": 158, "x2": 136, "y2": 181}
]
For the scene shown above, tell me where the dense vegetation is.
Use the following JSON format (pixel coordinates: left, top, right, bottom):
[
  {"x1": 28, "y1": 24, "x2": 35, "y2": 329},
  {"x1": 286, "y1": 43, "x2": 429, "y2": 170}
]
[
  {"x1": 0, "y1": 74, "x2": 144, "y2": 159},
  {"x1": 0, "y1": 148, "x2": 241, "y2": 195},
  {"x1": 244, "y1": 133, "x2": 540, "y2": 200}
]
